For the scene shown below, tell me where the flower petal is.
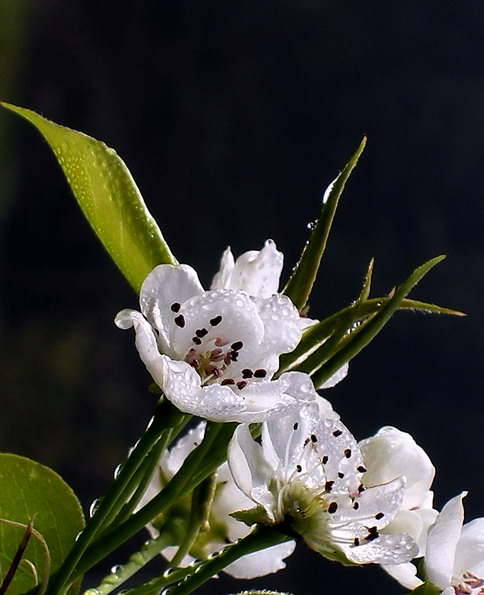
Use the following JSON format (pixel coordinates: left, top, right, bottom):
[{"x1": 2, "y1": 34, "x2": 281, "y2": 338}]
[
  {"x1": 224, "y1": 540, "x2": 296, "y2": 579},
  {"x1": 359, "y1": 426, "x2": 435, "y2": 510},
  {"x1": 139, "y1": 264, "x2": 204, "y2": 353},
  {"x1": 425, "y1": 492, "x2": 466, "y2": 589},
  {"x1": 213, "y1": 239, "x2": 284, "y2": 298},
  {"x1": 344, "y1": 533, "x2": 418, "y2": 565}
]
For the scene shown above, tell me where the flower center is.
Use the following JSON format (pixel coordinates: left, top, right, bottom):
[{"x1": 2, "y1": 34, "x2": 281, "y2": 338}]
[
  {"x1": 171, "y1": 302, "x2": 267, "y2": 388},
  {"x1": 455, "y1": 572, "x2": 484, "y2": 595}
]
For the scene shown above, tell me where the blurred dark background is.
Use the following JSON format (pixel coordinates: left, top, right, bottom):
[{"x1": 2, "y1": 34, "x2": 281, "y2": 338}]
[{"x1": 1, "y1": 1, "x2": 483, "y2": 593}]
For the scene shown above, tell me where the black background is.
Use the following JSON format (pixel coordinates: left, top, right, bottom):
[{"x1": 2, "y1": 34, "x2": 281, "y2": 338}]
[{"x1": 1, "y1": 2, "x2": 483, "y2": 593}]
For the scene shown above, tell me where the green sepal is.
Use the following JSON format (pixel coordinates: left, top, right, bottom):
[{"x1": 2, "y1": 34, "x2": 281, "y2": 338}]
[
  {"x1": 0, "y1": 453, "x2": 84, "y2": 595},
  {"x1": 282, "y1": 137, "x2": 366, "y2": 311},
  {"x1": 230, "y1": 506, "x2": 271, "y2": 526},
  {"x1": 1, "y1": 102, "x2": 177, "y2": 293}
]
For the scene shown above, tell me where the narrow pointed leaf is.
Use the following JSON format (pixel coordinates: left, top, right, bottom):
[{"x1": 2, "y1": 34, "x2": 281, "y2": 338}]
[
  {"x1": 282, "y1": 137, "x2": 366, "y2": 310},
  {"x1": 1, "y1": 102, "x2": 177, "y2": 293},
  {"x1": 311, "y1": 255, "x2": 446, "y2": 387}
]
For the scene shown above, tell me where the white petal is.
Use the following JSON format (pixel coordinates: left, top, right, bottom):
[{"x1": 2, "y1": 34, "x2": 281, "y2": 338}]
[
  {"x1": 344, "y1": 533, "x2": 418, "y2": 565},
  {"x1": 171, "y1": 289, "x2": 264, "y2": 359},
  {"x1": 139, "y1": 264, "x2": 204, "y2": 352},
  {"x1": 453, "y1": 517, "x2": 484, "y2": 578},
  {"x1": 381, "y1": 561, "x2": 422, "y2": 590},
  {"x1": 228, "y1": 424, "x2": 276, "y2": 518},
  {"x1": 210, "y1": 246, "x2": 235, "y2": 290},
  {"x1": 229, "y1": 240, "x2": 284, "y2": 298},
  {"x1": 425, "y1": 492, "x2": 466, "y2": 589},
  {"x1": 359, "y1": 426, "x2": 435, "y2": 510},
  {"x1": 224, "y1": 540, "x2": 296, "y2": 579},
  {"x1": 162, "y1": 422, "x2": 206, "y2": 476},
  {"x1": 254, "y1": 294, "x2": 302, "y2": 367}
]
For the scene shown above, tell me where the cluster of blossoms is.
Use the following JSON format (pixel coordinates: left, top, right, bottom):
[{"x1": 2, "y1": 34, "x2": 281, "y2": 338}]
[{"x1": 117, "y1": 240, "x2": 484, "y2": 593}]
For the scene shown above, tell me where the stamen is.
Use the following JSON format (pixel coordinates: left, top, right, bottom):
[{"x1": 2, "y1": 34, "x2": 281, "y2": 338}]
[
  {"x1": 195, "y1": 328, "x2": 209, "y2": 338},
  {"x1": 242, "y1": 368, "x2": 253, "y2": 379},
  {"x1": 344, "y1": 448, "x2": 352, "y2": 458},
  {"x1": 210, "y1": 315, "x2": 222, "y2": 326},
  {"x1": 174, "y1": 314, "x2": 185, "y2": 328},
  {"x1": 221, "y1": 378, "x2": 235, "y2": 385},
  {"x1": 254, "y1": 369, "x2": 267, "y2": 378},
  {"x1": 171, "y1": 302, "x2": 181, "y2": 312},
  {"x1": 192, "y1": 336, "x2": 202, "y2": 345},
  {"x1": 328, "y1": 502, "x2": 338, "y2": 514},
  {"x1": 231, "y1": 341, "x2": 243, "y2": 351},
  {"x1": 357, "y1": 465, "x2": 367, "y2": 473},
  {"x1": 333, "y1": 429, "x2": 343, "y2": 437},
  {"x1": 375, "y1": 512, "x2": 384, "y2": 520},
  {"x1": 322, "y1": 455, "x2": 329, "y2": 465}
]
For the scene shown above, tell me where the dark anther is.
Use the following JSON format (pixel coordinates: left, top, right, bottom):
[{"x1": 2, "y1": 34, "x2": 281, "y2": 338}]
[
  {"x1": 293, "y1": 422, "x2": 299, "y2": 430},
  {"x1": 375, "y1": 512, "x2": 384, "y2": 520},
  {"x1": 311, "y1": 434, "x2": 318, "y2": 443},
  {"x1": 338, "y1": 472, "x2": 345, "y2": 479},
  {"x1": 242, "y1": 369, "x2": 253, "y2": 379},
  {"x1": 195, "y1": 328, "x2": 208, "y2": 338},
  {"x1": 210, "y1": 315, "x2": 222, "y2": 326},
  {"x1": 354, "y1": 537, "x2": 360, "y2": 546},
  {"x1": 353, "y1": 502, "x2": 359, "y2": 510},
  {"x1": 344, "y1": 448, "x2": 352, "y2": 458},
  {"x1": 171, "y1": 303, "x2": 181, "y2": 312},
  {"x1": 221, "y1": 378, "x2": 235, "y2": 385},
  {"x1": 357, "y1": 465, "x2": 367, "y2": 473},
  {"x1": 192, "y1": 337, "x2": 202, "y2": 345},
  {"x1": 322, "y1": 455, "x2": 329, "y2": 465},
  {"x1": 236, "y1": 380, "x2": 247, "y2": 390},
  {"x1": 358, "y1": 484, "x2": 366, "y2": 493},
  {"x1": 254, "y1": 369, "x2": 267, "y2": 378},
  {"x1": 174, "y1": 314, "x2": 185, "y2": 328},
  {"x1": 325, "y1": 481, "x2": 334, "y2": 492},
  {"x1": 296, "y1": 464, "x2": 302, "y2": 472},
  {"x1": 328, "y1": 501, "x2": 338, "y2": 514},
  {"x1": 332, "y1": 429, "x2": 343, "y2": 437},
  {"x1": 231, "y1": 341, "x2": 243, "y2": 351}
]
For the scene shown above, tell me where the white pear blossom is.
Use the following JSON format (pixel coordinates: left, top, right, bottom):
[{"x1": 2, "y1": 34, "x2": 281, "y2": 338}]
[
  {"x1": 359, "y1": 426, "x2": 438, "y2": 589},
  {"x1": 424, "y1": 493, "x2": 484, "y2": 595},
  {"x1": 140, "y1": 422, "x2": 296, "y2": 579},
  {"x1": 228, "y1": 404, "x2": 418, "y2": 566},
  {"x1": 116, "y1": 262, "x2": 315, "y2": 422}
]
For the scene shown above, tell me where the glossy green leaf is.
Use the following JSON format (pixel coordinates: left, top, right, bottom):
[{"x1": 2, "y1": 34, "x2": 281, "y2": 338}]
[
  {"x1": 0, "y1": 453, "x2": 84, "y2": 594},
  {"x1": 282, "y1": 137, "x2": 366, "y2": 310},
  {"x1": 1, "y1": 102, "x2": 177, "y2": 293}
]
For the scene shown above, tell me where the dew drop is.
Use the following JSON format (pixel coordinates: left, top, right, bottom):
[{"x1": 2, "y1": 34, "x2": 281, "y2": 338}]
[
  {"x1": 89, "y1": 497, "x2": 102, "y2": 518},
  {"x1": 110, "y1": 565, "x2": 122, "y2": 575}
]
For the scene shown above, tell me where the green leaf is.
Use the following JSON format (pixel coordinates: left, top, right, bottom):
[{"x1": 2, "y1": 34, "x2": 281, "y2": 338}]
[
  {"x1": 311, "y1": 255, "x2": 446, "y2": 388},
  {"x1": 0, "y1": 453, "x2": 84, "y2": 594},
  {"x1": 282, "y1": 137, "x2": 366, "y2": 310},
  {"x1": 1, "y1": 102, "x2": 177, "y2": 293}
]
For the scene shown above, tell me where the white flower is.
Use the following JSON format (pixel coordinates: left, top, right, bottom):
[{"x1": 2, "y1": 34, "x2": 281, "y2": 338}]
[
  {"x1": 424, "y1": 493, "x2": 484, "y2": 595},
  {"x1": 359, "y1": 426, "x2": 438, "y2": 589},
  {"x1": 228, "y1": 404, "x2": 418, "y2": 565},
  {"x1": 140, "y1": 422, "x2": 296, "y2": 579},
  {"x1": 116, "y1": 263, "x2": 314, "y2": 422}
]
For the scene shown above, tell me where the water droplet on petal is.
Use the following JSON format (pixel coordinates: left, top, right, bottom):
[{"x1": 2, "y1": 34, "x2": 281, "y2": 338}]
[{"x1": 89, "y1": 497, "x2": 102, "y2": 517}]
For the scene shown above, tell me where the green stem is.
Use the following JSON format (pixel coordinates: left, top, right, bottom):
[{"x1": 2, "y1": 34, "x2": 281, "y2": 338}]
[
  {"x1": 45, "y1": 399, "x2": 185, "y2": 595},
  {"x1": 82, "y1": 534, "x2": 172, "y2": 595},
  {"x1": 69, "y1": 422, "x2": 236, "y2": 582},
  {"x1": 168, "y1": 525, "x2": 293, "y2": 595}
]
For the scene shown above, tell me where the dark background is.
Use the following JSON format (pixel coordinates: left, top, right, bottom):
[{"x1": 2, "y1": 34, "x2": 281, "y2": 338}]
[{"x1": 1, "y1": 2, "x2": 483, "y2": 593}]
